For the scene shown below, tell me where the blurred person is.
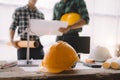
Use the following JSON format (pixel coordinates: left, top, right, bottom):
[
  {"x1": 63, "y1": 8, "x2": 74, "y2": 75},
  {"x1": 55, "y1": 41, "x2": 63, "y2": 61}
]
[
  {"x1": 53, "y1": 0, "x2": 90, "y2": 53},
  {"x1": 9, "y1": 0, "x2": 44, "y2": 60}
]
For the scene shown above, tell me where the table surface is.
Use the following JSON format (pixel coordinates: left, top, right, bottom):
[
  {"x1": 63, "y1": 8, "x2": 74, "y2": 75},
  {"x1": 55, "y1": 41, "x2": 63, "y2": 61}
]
[{"x1": 0, "y1": 60, "x2": 120, "y2": 80}]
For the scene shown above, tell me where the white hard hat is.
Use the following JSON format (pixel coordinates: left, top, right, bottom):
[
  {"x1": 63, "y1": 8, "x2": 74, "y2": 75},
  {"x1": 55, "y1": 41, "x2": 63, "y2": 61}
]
[{"x1": 89, "y1": 46, "x2": 111, "y2": 61}]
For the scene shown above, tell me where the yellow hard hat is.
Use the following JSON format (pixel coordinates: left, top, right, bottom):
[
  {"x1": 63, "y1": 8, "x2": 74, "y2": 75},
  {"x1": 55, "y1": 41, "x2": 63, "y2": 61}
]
[
  {"x1": 40, "y1": 41, "x2": 79, "y2": 73},
  {"x1": 61, "y1": 12, "x2": 81, "y2": 26}
]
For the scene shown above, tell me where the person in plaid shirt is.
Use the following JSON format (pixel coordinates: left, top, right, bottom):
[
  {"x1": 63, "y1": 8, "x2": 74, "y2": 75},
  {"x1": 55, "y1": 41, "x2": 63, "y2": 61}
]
[
  {"x1": 53, "y1": 0, "x2": 90, "y2": 53},
  {"x1": 9, "y1": 0, "x2": 44, "y2": 60}
]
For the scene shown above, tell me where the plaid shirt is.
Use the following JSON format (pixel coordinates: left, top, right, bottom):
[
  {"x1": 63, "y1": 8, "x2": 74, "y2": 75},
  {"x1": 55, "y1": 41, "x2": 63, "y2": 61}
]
[
  {"x1": 10, "y1": 5, "x2": 44, "y2": 40},
  {"x1": 53, "y1": 0, "x2": 89, "y2": 34}
]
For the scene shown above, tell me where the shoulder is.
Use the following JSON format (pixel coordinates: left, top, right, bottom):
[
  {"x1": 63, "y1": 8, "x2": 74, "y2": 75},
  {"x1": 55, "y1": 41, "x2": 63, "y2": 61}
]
[
  {"x1": 15, "y1": 6, "x2": 27, "y2": 12},
  {"x1": 80, "y1": 0, "x2": 86, "y2": 4},
  {"x1": 54, "y1": 1, "x2": 61, "y2": 7},
  {"x1": 74, "y1": 0, "x2": 86, "y2": 3},
  {"x1": 38, "y1": 10, "x2": 44, "y2": 16},
  {"x1": 36, "y1": 9, "x2": 44, "y2": 18},
  {"x1": 36, "y1": 8, "x2": 44, "y2": 15},
  {"x1": 74, "y1": 0, "x2": 87, "y2": 7}
]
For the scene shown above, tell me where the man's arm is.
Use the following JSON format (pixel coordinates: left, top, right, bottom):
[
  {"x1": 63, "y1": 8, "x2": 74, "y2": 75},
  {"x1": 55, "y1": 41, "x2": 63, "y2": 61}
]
[
  {"x1": 9, "y1": 29, "x2": 15, "y2": 43},
  {"x1": 70, "y1": 19, "x2": 86, "y2": 29},
  {"x1": 58, "y1": 19, "x2": 86, "y2": 33},
  {"x1": 9, "y1": 29, "x2": 19, "y2": 48},
  {"x1": 9, "y1": 9, "x2": 19, "y2": 48},
  {"x1": 59, "y1": 0, "x2": 89, "y2": 34}
]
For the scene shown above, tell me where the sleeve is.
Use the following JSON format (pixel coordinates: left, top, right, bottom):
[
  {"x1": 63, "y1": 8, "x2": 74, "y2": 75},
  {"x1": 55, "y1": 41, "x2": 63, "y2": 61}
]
[
  {"x1": 77, "y1": 0, "x2": 90, "y2": 24},
  {"x1": 10, "y1": 9, "x2": 19, "y2": 31},
  {"x1": 40, "y1": 12, "x2": 45, "y2": 20},
  {"x1": 52, "y1": 4, "x2": 57, "y2": 20}
]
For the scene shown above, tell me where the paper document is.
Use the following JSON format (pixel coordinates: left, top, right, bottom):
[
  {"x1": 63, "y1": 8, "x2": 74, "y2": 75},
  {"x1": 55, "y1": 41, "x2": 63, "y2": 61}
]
[{"x1": 29, "y1": 19, "x2": 68, "y2": 36}]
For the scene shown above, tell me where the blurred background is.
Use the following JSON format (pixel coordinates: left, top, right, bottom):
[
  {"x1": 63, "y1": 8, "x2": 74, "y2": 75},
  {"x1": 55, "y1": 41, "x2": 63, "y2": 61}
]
[{"x1": 0, "y1": 0, "x2": 120, "y2": 60}]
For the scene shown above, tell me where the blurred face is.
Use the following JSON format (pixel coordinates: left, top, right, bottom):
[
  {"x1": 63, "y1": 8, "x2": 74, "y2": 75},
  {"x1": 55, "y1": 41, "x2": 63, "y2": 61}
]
[{"x1": 28, "y1": 0, "x2": 37, "y2": 5}]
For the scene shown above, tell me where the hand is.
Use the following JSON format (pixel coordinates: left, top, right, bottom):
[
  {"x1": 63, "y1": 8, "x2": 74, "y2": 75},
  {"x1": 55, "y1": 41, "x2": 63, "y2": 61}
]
[
  {"x1": 11, "y1": 41, "x2": 20, "y2": 49},
  {"x1": 58, "y1": 27, "x2": 70, "y2": 34}
]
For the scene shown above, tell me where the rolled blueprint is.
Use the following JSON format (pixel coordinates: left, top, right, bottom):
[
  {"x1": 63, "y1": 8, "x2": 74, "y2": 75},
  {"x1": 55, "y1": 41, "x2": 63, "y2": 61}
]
[
  {"x1": 111, "y1": 57, "x2": 120, "y2": 70},
  {"x1": 102, "y1": 58, "x2": 116, "y2": 69},
  {"x1": 8, "y1": 41, "x2": 39, "y2": 48}
]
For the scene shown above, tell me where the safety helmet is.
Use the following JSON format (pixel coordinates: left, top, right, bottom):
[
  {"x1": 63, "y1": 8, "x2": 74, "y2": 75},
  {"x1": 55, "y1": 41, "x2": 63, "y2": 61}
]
[
  {"x1": 61, "y1": 12, "x2": 81, "y2": 26},
  {"x1": 89, "y1": 46, "x2": 111, "y2": 62},
  {"x1": 40, "y1": 41, "x2": 79, "y2": 73}
]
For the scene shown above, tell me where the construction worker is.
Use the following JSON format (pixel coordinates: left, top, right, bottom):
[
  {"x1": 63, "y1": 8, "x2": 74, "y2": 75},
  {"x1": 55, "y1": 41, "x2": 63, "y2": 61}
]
[
  {"x1": 53, "y1": 0, "x2": 90, "y2": 53},
  {"x1": 9, "y1": 0, "x2": 44, "y2": 60}
]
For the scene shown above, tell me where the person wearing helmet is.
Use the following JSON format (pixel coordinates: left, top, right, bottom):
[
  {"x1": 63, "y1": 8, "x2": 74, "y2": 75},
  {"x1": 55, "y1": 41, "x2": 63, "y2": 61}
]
[
  {"x1": 53, "y1": 0, "x2": 89, "y2": 53},
  {"x1": 9, "y1": 0, "x2": 44, "y2": 60}
]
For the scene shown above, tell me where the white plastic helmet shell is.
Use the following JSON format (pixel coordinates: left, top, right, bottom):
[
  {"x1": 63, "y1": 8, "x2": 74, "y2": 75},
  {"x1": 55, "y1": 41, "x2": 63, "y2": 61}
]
[{"x1": 90, "y1": 46, "x2": 111, "y2": 61}]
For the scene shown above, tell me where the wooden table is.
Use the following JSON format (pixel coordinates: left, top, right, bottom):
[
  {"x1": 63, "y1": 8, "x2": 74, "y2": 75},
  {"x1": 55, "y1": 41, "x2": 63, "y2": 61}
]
[{"x1": 0, "y1": 60, "x2": 120, "y2": 80}]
